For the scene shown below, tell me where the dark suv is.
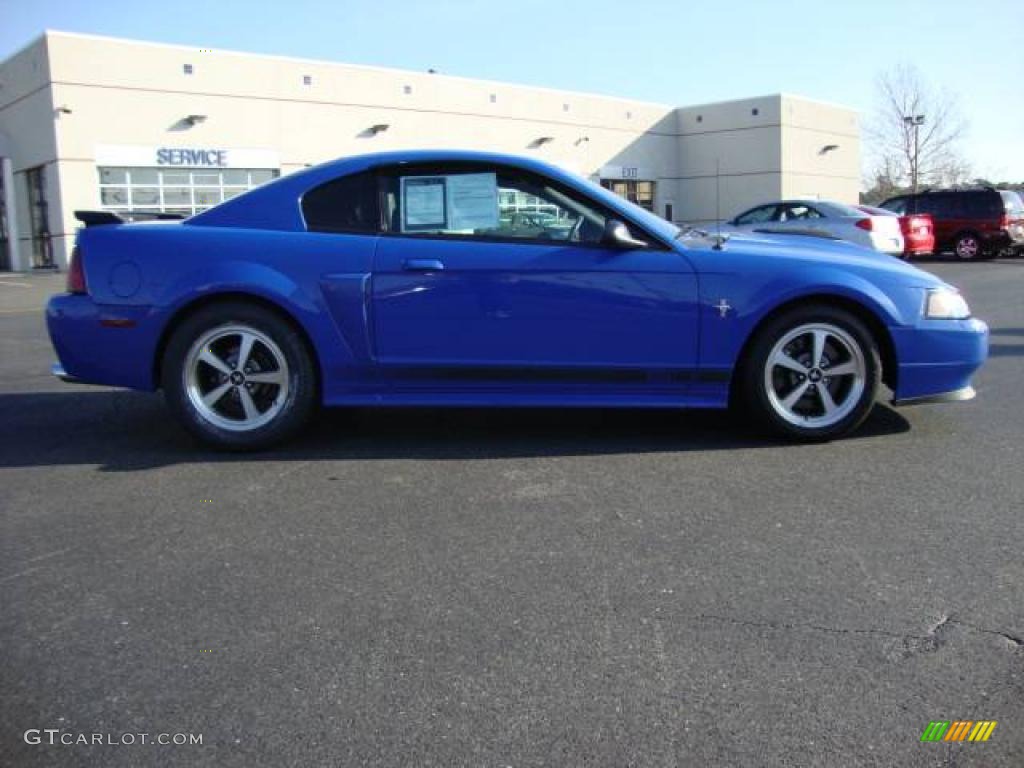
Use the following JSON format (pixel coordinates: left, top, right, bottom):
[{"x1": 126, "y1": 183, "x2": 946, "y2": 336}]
[{"x1": 880, "y1": 187, "x2": 1024, "y2": 260}]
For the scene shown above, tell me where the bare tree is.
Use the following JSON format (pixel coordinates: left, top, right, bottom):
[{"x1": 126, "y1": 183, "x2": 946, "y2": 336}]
[{"x1": 864, "y1": 64, "x2": 970, "y2": 194}]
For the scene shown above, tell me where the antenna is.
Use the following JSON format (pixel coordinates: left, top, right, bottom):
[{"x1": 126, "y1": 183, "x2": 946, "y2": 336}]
[
  {"x1": 713, "y1": 158, "x2": 728, "y2": 250},
  {"x1": 716, "y1": 158, "x2": 721, "y2": 240}
]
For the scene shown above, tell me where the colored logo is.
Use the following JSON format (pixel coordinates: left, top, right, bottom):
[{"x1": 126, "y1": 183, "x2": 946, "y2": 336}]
[{"x1": 921, "y1": 720, "x2": 997, "y2": 742}]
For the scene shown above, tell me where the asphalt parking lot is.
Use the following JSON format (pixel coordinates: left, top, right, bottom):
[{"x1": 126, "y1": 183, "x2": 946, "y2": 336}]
[{"x1": 1, "y1": 260, "x2": 1022, "y2": 767}]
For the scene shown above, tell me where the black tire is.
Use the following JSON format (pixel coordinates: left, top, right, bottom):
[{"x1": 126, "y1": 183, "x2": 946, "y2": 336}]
[
  {"x1": 161, "y1": 301, "x2": 317, "y2": 450},
  {"x1": 953, "y1": 231, "x2": 991, "y2": 261},
  {"x1": 739, "y1": 305, "x2": 881, "y2": 441}
]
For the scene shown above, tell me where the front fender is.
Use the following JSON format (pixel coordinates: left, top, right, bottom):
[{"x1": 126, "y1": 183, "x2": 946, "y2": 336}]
[{"x1": 698, "y1": 265, "x2": 921, "y2": 372}]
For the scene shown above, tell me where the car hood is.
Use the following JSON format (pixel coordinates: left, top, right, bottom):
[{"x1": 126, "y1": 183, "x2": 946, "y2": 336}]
[{"x1": 684, "y1": 230, "x2": 943, "y2": 287}]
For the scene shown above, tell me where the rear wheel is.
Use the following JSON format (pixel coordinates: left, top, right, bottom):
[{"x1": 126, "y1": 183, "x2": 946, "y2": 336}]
[
  {"x1": 741, "y1": 305, "x2": 880, "y2": 440},
  {"x1": 954, "y1": 232, "x2": 988, "y2": 260},
  {"x1": 161, "y1": 302, "x2": 316, "y2": 450}
]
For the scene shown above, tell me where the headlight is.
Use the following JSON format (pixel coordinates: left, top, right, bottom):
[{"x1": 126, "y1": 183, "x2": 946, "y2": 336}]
[{"x1": 925, "y1": 288, "x2": 971, "y2": 319}]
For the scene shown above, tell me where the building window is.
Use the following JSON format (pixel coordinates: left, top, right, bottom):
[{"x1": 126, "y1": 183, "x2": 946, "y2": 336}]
[
  {"x1": 752, "y1": 107, "x2": 759, "y2": 116},
  {"x1": 664, "y1": 202, "x2": 674, "y2": 222},
  {"x1": 562, "y1": 103, "x2": 570, "y2": 112},
  {"x1": 489, "y1": 93, "x2": 497, "y2": 103},
  {"x1": 303, "y1": 75, "x2": 312, "y2": 86},
  {"x1": 183, "y1": 63, "x2": 193, "y2": 75},
  {"x1": 696, "y1": 115, "x2": 703, "y2": 123},
  {"x1": 403, "y1": 85, "x2": 412, "y2": 95},
  {"x1": 600, "y1": 179, "x2": 655, "y2": 213},
  {"x1": 97, "y1": 166, "x2": 280, "y2": 220},
  {"x1": 25, "y1": 166, "x2": 53, "y2": 267}
]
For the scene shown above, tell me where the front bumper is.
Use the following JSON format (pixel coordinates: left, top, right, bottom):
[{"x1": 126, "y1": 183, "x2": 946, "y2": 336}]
[{"x1": 890, "y1": 316, "x2": 988, "y2": 404}]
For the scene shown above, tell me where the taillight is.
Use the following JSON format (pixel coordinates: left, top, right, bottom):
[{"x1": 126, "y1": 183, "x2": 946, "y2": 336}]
[
  {"x1": 855, "y1": 218, "x2": 873, "y2": 232},
  {"x1": 1000, "y1": 214, "x2": 1010, "y2": 229},
  {"x1": 66, "y1": 246, "x2": 87, "y2": 294}
]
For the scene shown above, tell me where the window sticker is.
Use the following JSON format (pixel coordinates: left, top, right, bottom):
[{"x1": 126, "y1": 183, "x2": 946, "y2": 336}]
[
  {"x1": 399, "y1": 173, "x2": 499, "y2": 232},
  {"x1": 447, "y1": 173, "x2": 499, "y2": 231},
  {"x1": 401, "y1": 176, "x2": 447, "y2": 231}
]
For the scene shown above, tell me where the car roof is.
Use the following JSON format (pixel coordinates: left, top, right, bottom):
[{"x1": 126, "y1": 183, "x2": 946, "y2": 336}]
[
  {"x1": 909, "y1": 187, "x2": 996, "y2": 197},
  {"x1": 747, "y1": 198, "x2": 853, "y2": 207}
]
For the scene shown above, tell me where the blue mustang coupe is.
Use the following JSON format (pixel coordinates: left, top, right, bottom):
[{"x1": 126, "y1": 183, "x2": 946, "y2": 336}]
[{"x1": 47, "y1": 150, "x2": 987, "y2": 449}]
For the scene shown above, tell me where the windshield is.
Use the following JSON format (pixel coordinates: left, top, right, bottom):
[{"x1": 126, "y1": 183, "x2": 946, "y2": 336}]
[{"x1": 1000, "y1": 190, "x2": 1024, "y2": 214}]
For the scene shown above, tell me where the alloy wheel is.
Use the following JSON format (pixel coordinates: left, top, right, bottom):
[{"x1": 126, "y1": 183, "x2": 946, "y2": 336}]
[
  {"x1": 184, "y1": 325, "x2": 290, "y2": 432},
  {"x1": 763, "y1": 322, "x2": 866, "y2": 429},
  {"x1": 956, "y1": 236, "x2": 979, "y2": 260}
]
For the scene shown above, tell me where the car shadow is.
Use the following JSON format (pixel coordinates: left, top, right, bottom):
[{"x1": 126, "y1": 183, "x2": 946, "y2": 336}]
[{"x1": 0, "y1": 390, "x2": 911, "y2": 472}]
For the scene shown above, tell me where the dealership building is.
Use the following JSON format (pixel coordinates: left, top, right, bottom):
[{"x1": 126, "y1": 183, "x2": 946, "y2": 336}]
[{"x1": 0, "y1": 30, "x2": 860, "y2": 271}]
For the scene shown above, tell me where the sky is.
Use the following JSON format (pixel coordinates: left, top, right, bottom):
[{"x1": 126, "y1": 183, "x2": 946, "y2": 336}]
[{"x1": 1, "y1": 0, "x2": 1021, "y2": 181}]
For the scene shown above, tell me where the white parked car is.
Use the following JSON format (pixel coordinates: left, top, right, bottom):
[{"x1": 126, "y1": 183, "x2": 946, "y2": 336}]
[{"x1": 724, "y1": 200, "x2": 905, "y2": 255}]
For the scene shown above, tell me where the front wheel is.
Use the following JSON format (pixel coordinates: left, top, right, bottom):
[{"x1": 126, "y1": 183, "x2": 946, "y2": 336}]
[
  {"x1": 741, "y1": 306, "x2": 880, "y2": 441},
  {"x1": 161, "y1": 302, "x2": 317, "y2": 450}
]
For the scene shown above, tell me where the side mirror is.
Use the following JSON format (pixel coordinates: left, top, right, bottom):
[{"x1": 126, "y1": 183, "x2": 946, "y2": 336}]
[{"x1": 601, "y1": 219, "x2": 647, "y2": 249}]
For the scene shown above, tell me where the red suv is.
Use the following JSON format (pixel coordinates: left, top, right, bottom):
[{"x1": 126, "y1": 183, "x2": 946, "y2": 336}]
[
  {"x1": 880, "y1": 187, "x2": 1024, "y2": 260},
  {"x1": 857, "y1": 204, "x2": 934, "y2": 258}
]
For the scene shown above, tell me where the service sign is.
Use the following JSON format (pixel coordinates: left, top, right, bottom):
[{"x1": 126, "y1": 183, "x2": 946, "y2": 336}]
[{"x1": 95, "y1": 144, "x2": 279, "y2": 169}]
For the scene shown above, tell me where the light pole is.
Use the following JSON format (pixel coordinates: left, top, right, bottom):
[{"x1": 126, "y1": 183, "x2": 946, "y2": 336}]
[{"x1": 903, "y1": 114, "x2": 925, "y2": 194}]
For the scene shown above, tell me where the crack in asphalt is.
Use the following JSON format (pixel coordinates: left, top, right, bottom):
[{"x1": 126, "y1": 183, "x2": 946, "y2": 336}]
[
  {"x1": 948, "y1": 617, "x2": 1024, "y2": 648},
  {"x1": 688, "y1": 612, "x2": 1023, "y2": 653}
]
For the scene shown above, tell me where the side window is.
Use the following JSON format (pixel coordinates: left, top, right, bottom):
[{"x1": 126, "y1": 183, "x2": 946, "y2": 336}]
[
  {"x1": 964, "y1": 193, "x2": 1000, "y2": 218},
  {"x1": 734, "y1": 205, "x2": 778, "y2": 225},
  {"x1": 782, "y1": 204, "x2": 821, "y2": 221},
  {"x1": 916, "y1": 195, "x2": 943, "y2": 217},
  {"x1": 302, "y1": 171, "x2": 380, "y2": 233},
  {"x1": 381, "y1": 165, "x2": 621, "y2": 245},
  {"x1": 940, "y1": 195, "x2": 963, "y2": 218}
]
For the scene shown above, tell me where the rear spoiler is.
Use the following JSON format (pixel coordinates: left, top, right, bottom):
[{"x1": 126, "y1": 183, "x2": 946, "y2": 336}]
[
  {"x1": 75, "y1": 210, "x2": 124, "y2": 227},
  {"x1": 74, "y1": 210, "x2": 186, "y2": 227}
]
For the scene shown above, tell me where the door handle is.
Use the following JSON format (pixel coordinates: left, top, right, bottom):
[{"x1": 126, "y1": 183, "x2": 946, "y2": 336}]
[{"x1": 402, "y1": 258, "x2": 445, "y2": 272}]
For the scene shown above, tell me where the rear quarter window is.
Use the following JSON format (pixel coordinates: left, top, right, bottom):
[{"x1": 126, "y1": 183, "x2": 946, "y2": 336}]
[
  {"x1": 302, "y1": 171, "x2": 380, "y2": 233},
  {"x1": 962, "y1": 193, "x2": 1001, "y2": 218}
]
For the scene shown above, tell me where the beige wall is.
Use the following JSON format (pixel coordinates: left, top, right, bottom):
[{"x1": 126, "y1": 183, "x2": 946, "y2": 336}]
[
  {"x1": 0, "y1": 37, "x2": 58, "y2": 270},
  {"x1": 674, "y1": 96, "x2": 784, "y2": 223},
  {"x1": 673, "y1": 94, "x2": 860, "y2": 223},
  {"x1": 780, "y1": 94, "x2": 860, "y2": 202},
  {"x1": 0, "y1": 31, "x2": 862, "y2": 270}
]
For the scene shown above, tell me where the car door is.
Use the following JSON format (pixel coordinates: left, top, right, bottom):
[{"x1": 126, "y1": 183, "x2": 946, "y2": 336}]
[{"x1": 370, "y1": 162, "x2": 699, "y2": 388}]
